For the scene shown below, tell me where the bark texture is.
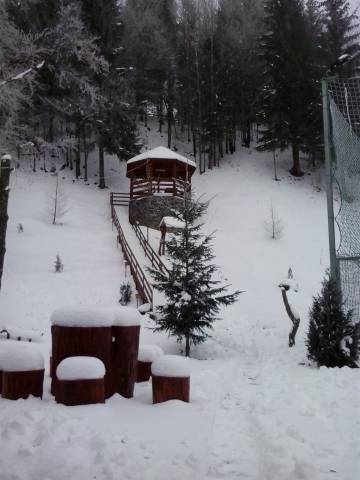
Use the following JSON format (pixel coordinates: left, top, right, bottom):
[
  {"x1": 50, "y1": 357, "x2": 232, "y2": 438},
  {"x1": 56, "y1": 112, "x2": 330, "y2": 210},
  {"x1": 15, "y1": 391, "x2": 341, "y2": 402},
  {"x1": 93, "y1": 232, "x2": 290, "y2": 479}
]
[
  {"x1": 152, "y1": 375, "x2": 190, "y2": 404},
  {"x1": 280, "y1": 285, "x2": 300, "y2": 347},
  {"x1": 0, "y1": 157, "x2": 12, "y2": 291},
  {"x1": 1, "y1": 369, "x2": 44, "y2": 400},
  {"x1": 55, "y1": 378, "x2": 105, "y2": 406},
  {"x1": 112, "y1": 325, "x2": 140, "y2": 398}
]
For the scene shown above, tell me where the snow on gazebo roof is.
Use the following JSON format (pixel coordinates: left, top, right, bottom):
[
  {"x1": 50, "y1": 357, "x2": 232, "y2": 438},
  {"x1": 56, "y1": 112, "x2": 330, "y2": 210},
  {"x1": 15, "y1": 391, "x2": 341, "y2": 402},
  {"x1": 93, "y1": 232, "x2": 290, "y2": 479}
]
[{"x1": 127, "y1": 146, "x2": 196, "y2": 169}]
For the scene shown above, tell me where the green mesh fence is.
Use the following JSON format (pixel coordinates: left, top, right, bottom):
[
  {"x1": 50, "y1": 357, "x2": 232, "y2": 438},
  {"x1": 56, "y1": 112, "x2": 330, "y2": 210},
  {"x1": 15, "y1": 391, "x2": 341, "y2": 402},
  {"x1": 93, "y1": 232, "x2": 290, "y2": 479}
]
[{"x1": 327, "y1": 77, "x2": 360, "y2": 322}]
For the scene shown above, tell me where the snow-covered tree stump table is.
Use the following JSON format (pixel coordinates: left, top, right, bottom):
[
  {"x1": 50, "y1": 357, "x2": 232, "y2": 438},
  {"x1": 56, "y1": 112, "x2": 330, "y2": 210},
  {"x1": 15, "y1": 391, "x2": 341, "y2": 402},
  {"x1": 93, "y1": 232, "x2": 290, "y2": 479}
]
[
  {"x1": 151, "y1": 355, "x2": 190, "y2": 404},
  {"x1": 136, "y1": 345, "x2": 164, "y2": 383},
  {"x1": 1, "y1": 349, "x2": 45, "y2": 400},
  {"x1": 55, "y1": 357, "x2": 105, "y2": 406},
  {"x1": 50, "y1": 306, "x2": 115, "y2": 399},
  {"x1": 112, "y1": 307, "x2": 141, "y2": 398},
  {"x1": 0, "y1": 346, "x2": 12, "y2": 392}
]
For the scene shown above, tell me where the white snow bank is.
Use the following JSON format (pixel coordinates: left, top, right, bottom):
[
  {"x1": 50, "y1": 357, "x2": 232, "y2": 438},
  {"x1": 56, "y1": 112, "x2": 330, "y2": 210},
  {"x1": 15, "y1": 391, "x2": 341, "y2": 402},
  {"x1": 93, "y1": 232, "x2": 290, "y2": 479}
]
[
  {"x1": 112, "y1": 306, "x2": 142, "y2": 326},
  {"x1": 151, "y1": 355, "x2": 190, "y2": 378},
  {"x1": 56, "y1": 356, "x2": 105, "y2": 380},
  {"x1": 51, "y1": 306, "x2": 114, "y2": 327},
  {"x1": 3, "y1": 349, "x2": 44, "y2": 372},
  {"x1": 138, "y1": 345, "x2": 164, "y2": 363},
  {"x1": 159, "y1": 216, "x2": 185, "y2": 229},
  {"x1": 138, "y1": 303, "x2": 151, "y2": 313},
  {"x1": 3, "y1": 323, "x2": 43, "y2": 341},
  {"x1": 0, "y1": 345, "x2": 12, "y2": 369}
]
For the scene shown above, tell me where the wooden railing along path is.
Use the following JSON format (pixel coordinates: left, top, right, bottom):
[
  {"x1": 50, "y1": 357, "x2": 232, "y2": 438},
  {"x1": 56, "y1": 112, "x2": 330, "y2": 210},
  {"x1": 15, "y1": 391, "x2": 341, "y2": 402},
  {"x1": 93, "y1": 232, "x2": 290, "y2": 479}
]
[
  {"x1": 111, "y1": 203, "x2": 153, "y2": 308},
  {"x1": 131, "y1": 223, "x2": 170, "y2": 277},
  {"x1": 110, "y1": 192, "x2": 130, "y2": 206}
]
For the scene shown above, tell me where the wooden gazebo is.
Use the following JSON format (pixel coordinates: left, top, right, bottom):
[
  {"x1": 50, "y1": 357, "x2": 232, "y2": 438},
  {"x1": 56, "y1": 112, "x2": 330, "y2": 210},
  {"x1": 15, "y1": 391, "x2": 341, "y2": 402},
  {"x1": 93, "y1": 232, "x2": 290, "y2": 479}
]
[{"x1": 126, "y1": 146, "x2": 196, "y2": 199}]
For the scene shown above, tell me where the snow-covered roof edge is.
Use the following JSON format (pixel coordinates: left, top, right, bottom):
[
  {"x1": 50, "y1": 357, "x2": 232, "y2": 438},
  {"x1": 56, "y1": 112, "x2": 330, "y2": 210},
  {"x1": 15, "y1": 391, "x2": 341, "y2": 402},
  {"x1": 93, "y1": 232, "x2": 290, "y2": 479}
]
[{"x1": 127, "y1": 146, "x2": 196, "y2": 169}]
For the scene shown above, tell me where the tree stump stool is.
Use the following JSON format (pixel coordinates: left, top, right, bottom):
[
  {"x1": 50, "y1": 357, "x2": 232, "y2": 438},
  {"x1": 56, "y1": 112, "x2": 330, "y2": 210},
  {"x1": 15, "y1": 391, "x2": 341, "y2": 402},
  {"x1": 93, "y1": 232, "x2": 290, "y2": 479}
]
[
  {"x1": 151, "y1": 355, "x2": 190, "y2": 404},
  {"x1": 112, "y1": 307, "x2": 141, "y2": 398},
  {"x1": 55, "y1": 356, "x2": 105, "y2": 406},
  {"x1": 50, "y1": 306, "x2": 115, "y2": 399},
  {"x1": 1, "y1": 349, "x2": 45, "y2": 400},
  {"x1": 136, "y1": 345, "x2": 164, "y2": 383}
]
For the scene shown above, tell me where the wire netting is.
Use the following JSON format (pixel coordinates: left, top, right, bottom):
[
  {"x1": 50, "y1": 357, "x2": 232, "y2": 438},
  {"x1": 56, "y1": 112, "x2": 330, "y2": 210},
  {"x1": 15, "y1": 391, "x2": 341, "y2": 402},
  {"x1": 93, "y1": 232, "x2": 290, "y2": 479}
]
[{"x1": 327, "y1": 77, "x2": 360, "y2": 322}]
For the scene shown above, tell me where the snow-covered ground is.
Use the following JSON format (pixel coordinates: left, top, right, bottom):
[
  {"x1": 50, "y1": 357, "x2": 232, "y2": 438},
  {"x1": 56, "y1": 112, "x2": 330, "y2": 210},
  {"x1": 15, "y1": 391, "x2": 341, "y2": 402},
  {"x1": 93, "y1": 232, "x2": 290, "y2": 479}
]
[{"x1": 0, "y1": 119, "x2": 359, "y2": 480}]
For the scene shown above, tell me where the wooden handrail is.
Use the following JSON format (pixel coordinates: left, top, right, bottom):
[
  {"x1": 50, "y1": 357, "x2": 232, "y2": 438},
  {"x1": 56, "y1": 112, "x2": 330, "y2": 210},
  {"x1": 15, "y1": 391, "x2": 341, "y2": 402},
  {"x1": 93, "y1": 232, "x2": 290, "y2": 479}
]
[
  {"x1": 131, "y1": 223, "x2": 170, "y2": 277},
  {"x1": 110, "y1": 192, "x2": 130, "y2": 206},
  {"x1": 111, "y1": 204, "x2": 153, "y2": 308}
]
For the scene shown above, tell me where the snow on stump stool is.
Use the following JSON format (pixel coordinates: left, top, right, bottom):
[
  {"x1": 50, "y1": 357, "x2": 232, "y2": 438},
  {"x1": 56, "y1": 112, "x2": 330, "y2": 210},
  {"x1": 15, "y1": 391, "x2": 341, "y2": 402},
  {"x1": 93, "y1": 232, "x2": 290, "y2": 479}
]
[
  {"x1": 50, "y1": 306, "x2": 115, "y2": 399},
  {"x1": 1, "y1": 349, "x2": 45, "y2": 400},
  {"x1": 112, "y1": 307, "x2": 141, "y2": 398},
  {"x1": 151, "y1": 355, "x2": 190, "y2": 404},
  {"x1": 136, "y1": 345, "x2": 164, "y2": 383},
  {"x1": 0, "y1": 346, "x2": 12, "y2": 392},
  {"x1": 55, "y1": 356, "x2": 105, "y2": 406}
]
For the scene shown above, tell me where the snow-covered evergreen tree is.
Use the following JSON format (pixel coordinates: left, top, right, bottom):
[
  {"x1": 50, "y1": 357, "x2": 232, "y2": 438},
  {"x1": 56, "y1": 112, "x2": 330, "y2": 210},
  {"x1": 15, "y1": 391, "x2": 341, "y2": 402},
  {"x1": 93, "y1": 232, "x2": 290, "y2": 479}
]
[
  {"x1": 147, "y1": 184, "x2": 241, "y2": 357},
  {"x1": 306, "y1": 272, "x2": 360, "y2": 368}
]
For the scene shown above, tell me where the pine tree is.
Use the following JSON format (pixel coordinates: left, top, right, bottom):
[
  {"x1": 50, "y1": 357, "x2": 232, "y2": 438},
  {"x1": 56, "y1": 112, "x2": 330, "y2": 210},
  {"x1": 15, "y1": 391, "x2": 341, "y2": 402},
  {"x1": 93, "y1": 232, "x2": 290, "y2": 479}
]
[
  {"x1": 257, "y1": 0, "x2": 319, "y2": 176},
  {"x1": 147, "y1": 184, "x2": 241, "y2": 357},
  {"x1": 306, "y1": 272, "x2": 360, "y2": 368}
]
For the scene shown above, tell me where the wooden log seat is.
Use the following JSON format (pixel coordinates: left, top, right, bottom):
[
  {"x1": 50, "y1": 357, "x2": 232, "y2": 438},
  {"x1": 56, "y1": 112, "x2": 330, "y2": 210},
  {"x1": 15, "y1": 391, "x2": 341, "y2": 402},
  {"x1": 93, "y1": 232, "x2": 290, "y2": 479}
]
[
  {"x1": 55, "y1": 356, "x2": 105, "y2": 406},
  {"x1": 151, "y1": 355, "x2": 190, "y2": 404},
  {"x1": 112, "y1": 306, "x2": 141, "y2": 398},
  {"x1": 1, "y1": 349, "x2": 45, "y2": 400},
  {"x1": 136, "y1": 345, "x2": 164, "y2": 383},
  {"x1": 50, "y1": 306, "x2": 115, "y2": 399}
]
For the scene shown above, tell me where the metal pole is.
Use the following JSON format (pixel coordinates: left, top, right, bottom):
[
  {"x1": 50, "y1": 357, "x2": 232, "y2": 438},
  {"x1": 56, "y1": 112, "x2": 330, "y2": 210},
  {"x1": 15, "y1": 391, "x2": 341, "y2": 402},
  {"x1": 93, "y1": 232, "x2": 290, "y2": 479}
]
[{"x1": 322, "y1": 78, "x2": 340, "y2": 287}]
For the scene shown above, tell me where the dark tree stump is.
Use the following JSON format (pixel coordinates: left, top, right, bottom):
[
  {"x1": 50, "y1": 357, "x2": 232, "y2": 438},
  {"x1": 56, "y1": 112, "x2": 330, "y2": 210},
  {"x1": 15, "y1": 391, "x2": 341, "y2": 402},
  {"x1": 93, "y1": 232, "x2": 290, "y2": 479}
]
[
  {"x1": 152, "y1": 375, "x2": 190, "y2": 404},
  {"x1": 0, "y1": 370, "x2": 3, "y2": 393},
  {"x1": 112, "y1": 325, "x2": 140, "y2": 398},
  {"x1": 55, "y1": 378, "x2": 105, "y2": 406},
  {"x1": 136, "y1": 361, "x2": 152, "y2": 383},
  {"x1": 51, "y1": 325, "x2": 114, "y2": 398},
  {"x1": 1, "y1": 369, "x2": 44, "y2": 400}
]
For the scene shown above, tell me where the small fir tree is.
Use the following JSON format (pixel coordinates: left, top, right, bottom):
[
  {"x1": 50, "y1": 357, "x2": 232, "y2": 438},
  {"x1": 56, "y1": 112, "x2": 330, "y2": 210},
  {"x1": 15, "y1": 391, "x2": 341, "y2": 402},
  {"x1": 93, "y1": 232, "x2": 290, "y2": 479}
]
[
  {"x1": 54, "y1": 254, "x2": 64, "y2": 272},
  {"x1": 147, "y1": 184, "x2": 242, "y2": 357},
  {"x1": 119, "y1": 281, "x2": 133, "y2": 305},
  {"x1": 306, "y1": 272, "x2": 360, "y2": 368}
]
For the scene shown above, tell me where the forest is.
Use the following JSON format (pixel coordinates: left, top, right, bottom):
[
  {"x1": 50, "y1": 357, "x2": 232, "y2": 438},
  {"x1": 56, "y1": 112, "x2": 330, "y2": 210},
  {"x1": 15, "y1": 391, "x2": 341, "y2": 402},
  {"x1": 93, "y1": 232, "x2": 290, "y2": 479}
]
[{"x1": 0, "y1": 0, "x2": 359, "y2": 182}]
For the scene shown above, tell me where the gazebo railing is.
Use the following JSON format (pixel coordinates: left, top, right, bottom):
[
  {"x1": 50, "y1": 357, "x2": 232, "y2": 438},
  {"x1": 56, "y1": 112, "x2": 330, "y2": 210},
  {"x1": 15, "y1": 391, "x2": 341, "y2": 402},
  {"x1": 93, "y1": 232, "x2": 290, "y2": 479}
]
[{"x1": 130, "y1": 177, "x2": 189, "y2": 199}]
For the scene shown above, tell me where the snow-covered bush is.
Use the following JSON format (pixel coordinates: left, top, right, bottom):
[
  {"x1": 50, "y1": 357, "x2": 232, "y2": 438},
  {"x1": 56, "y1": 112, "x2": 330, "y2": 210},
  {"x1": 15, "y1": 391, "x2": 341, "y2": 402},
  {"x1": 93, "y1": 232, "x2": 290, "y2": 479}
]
[
  {"x1": 119, "y1": 281, "x2": 132, "y2": 305},
  {"x1": 54, "y1": 254, "x2": 64, "y2": 273},
  {"x1": 306, "y1": 272, "x2": 360, "y2": 368}
]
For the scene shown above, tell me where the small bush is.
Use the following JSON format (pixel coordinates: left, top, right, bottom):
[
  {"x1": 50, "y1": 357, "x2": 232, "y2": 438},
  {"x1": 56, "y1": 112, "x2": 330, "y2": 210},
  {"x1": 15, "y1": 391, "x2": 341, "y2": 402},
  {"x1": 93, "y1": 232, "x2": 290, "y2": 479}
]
[
  {"x1": 119, "y1": 281, "x2": 132, "y2": 305},
  {"x1": 54, "y1": 254, "x2": 64, "y2": 273},
  {"x1": 306, "y1": 272, "x2": 360, "y2": 368},
  {"x1": 17, "y1": 223, "x2": 23, "y2": 233}
]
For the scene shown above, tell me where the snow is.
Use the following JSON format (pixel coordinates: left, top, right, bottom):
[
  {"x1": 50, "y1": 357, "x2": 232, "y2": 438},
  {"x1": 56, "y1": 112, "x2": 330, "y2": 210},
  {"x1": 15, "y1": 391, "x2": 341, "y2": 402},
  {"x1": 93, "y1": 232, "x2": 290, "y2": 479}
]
[
  {"x1": 0, "y1": 117, "x2": 358, "y2": 479},
  {"x1": 11, "y1": 68, "x2": 32, "y2": 80},
  {"x1": 112, "y1": 306, "x2": 142, "y2": 326},
  {"x1": 138, "y1": 345, "x2": 164, "y2": 363},
  {"x1": 3, "y1": 349, "x2": 44, "y2": 372},
  {"x1": 1, "y1": 154, "x2": 12, "y2": 160},
  {"x1": 159, "y1": 216, "x2": 185, "y2": 229},
  {"x1": 289, "y1": 304, "x2": 300, "y2": 320},
  {"x1": 127, "y1": 146, "x2": 196, "y2": 168},
  {"x1": 151, "y1": 355, "x2": 190, "y2": 378},
  {"x1": 56, "y1": 356, "x2": 106, "y2": 380},
  {"x1": 138, "y1": 302, "x2": 151, "y2": 313},
  {"x1": 50, "y1": 306, "x2": 114, "y2": 327}
]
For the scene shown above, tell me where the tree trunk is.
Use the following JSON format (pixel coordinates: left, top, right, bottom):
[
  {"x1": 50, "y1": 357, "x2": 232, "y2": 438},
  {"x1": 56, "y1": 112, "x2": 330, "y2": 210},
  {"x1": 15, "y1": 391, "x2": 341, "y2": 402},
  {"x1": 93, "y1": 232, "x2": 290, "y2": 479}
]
[
  {"x1": 185, "y1": 335, "x2": 190, "y2": 357},
  {"x1": 99, "y1": 144, "x2": 106, "y2": 189},
  {"x1": 75, "y1": 124, "x2": 81, "y2": 179},
  {"x1": 289, "y1": 143, "x2": 303, "y2": 177},
  {"x1": 112, "y1": 325, "x2": 140, "y2": 398},
  {"x1": 280, "y1": 286, "x2": 300, "y2": 347},
  {"x1": 51, "y1": 325, "x2": 114, "y2": 398},
  {"x1": 2, "y1": 369, "x2": 44, "y2": 400},
  {"x1": 0, "y1": 157, "x2": 12, "y2": 291},
  {"x1": 152, "y1": 375, "x2": 190, "y2": 404},
  {"x1": 55, "y1": 378, "x2": 105, "y2": 406}
]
